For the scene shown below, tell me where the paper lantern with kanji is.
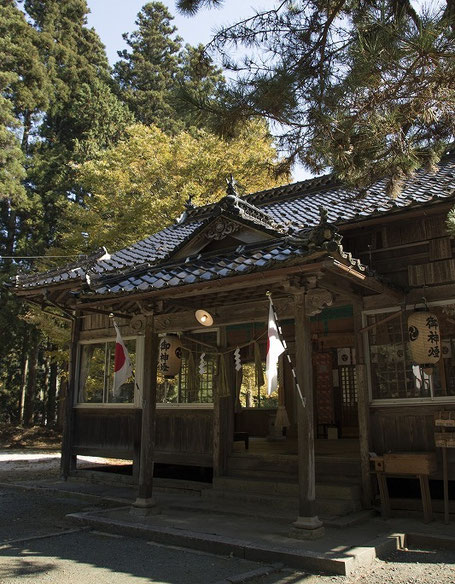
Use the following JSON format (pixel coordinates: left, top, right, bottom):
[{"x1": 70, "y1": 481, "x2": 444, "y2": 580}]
[
  {"x1": 408, "y1": 310, "x2": 441, "y2": 367},
  {"x1": 158, "y1": 335, "x2": 182, "y2": 378}
]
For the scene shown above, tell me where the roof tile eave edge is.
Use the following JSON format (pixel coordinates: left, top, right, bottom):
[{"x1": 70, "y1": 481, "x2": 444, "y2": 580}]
[
  {"x1": 79, "y1": 245, "x2": 370, "y2": 301},
  {"x1": 335, "y1": 192, "x2": 455, "y2": 228}
]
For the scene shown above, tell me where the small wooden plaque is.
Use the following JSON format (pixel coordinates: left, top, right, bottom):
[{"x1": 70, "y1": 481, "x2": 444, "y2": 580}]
[
  {"x1": 435, "y1": 433, "x2": 455, "y2": 448},
  {"x1": 435, "y1": 411, "x2": 455, "y2": 427}
]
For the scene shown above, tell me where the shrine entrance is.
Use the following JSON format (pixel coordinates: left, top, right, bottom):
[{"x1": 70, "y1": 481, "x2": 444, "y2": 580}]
[{"x1": 313, "y1": 349, "x2": 359, "y2": 439}]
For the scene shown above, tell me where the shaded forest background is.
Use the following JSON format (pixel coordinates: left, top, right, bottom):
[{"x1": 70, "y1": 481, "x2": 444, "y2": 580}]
[{"x1": 0, "y1": 0, "x2": 286, "y2": 428}]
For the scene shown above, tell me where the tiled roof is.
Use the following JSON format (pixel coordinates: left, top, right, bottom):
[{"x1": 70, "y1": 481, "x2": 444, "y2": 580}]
[
  {"x1": 188, "y1": 151, "x2": 455, "y2": 227},
  {"x1": 92, "y1": 227, "x2": 365, "y2": 296},
  {"x1": 15, "y1": 151, "x2": 455, "y2": 293}
]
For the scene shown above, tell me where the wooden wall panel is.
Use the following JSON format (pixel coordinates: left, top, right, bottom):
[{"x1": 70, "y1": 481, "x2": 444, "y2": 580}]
[
  {"x1": 73, "y1": 408, "x2": 141, "y2": 458},
  {"x1": 408, "y1": 259, "x2": 455, "y2": 286},
  {"x1": 345, "y1": 211, "x2": 452, "y2": 292},
  {"x1": 155, "y1": 409, "x2": 213, "y2": 466},
  {"x1": 370, "y1": 405, "x2": 455, "y2": 479},
  {"x1": 429, "y1": 237, "x2": 452, "y2": 261}
]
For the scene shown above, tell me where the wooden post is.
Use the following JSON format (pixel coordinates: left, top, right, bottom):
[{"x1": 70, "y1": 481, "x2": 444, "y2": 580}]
[
  {"x1": 290, "y1": 289, "x2": 324, "y2": 539},
  {"x1": 213, "y1": 326, "x2": 233, "y2": 477},
  {"x1": 443, "y1": 446, "x2": 449, "y2": 524},
  {"x1": 133, "y1": 313, "x2": 159, "y2": 511},
  {"x1": 60, "y1": 311, "x2": 81, "y2": 480},
  {"x1": 353, "y1": 301, "x2": 373, "y2": 508}
]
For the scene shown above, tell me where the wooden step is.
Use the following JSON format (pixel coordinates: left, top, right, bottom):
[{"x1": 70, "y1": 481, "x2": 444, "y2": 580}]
[
  {"x1": 227, "y1": 454, "x2": 361, "y2": 479},
  {"x1": 203, "y1": 477, "x2": 362, "y2": 517},
  {"x1": 213, "y1": 476, "x2": 361, "y2": 500}
]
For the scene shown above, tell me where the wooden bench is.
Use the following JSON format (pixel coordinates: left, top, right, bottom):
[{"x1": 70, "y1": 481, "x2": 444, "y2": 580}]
[{"x1": 371, "y1": 452, "x2": 437, "y2": 523}]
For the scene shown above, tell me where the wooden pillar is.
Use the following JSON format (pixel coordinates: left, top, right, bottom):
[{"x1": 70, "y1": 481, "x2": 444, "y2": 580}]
[
  {"x1": 290, "y1": 290, "x2": 324, "y2": 539},
  {"x1": 353, "y1": 301, "x2": 373, "y2": 508},
  {"x1": 133, "y1": 313, "x2": 159, "y2": 511},
  {"x1": 213, "y1": 326, "x2": 233, "y2": 477},
  {"x1": 60, "y1": 311, "x2": 81, "y2": 480}
]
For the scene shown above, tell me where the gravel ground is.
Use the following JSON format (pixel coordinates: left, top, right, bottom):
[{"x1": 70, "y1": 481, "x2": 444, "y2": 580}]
[
  {"x1": 0, "y1": 450, "x2": 126, "y2": 483},
  {"x1": 2, "y1": 451, "x2": 455, "y2": 584},
  {"x1": 246, "y1": 547, "x2": 455, "y2": 584}
]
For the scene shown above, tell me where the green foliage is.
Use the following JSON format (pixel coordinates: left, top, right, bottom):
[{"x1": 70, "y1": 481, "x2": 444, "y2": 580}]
[
  {"x1": 447, "y1": 206, "x2": 455, "y2": 238},
  {"x1": 0, "y1": 92, "x2": 25, "y2": 205},
  {"x1": 178, "y1": 0, "x2": 455, "y2": 192},
  {"x1": 56, "y1": 121, "x2": 287, "y2": 254},
  {"x1": 0, "y1": 0, "x2": 132, "y2": 425},
  {"x1": 113, "y1": 2, "x2": 224, "y2": 133}
]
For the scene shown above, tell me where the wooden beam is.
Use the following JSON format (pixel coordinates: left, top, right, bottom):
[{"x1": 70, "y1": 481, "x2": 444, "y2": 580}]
[
  {"x1": 133, "y1": 313, "x2": 159, "y2": 511},
  {"x1": 359, "y1": 309, "x2": 402, "y2": 334},
  {"x1": 154, "y1": 296, "x2": 294, "y2": 331},
  {"x1": 290, "y1": 289, "x2": 324, "y2": 538},
  {"x1": 325, "y1": 260, "x2": 404, "y2": 301},
  {"x1": 24, "y1": 298, "x2": 73, "y2": 322},
  {"x1": 79, "y1": 306, "x2": 133, "y2": 320},
  {"x1": 60, "y1": 311, "x2": 80, "y2": 479},
  {"x1": 213, "y1": 327, "x2": 228, "y2": 477},
  {"x1": 353, "y1": 300, "x2": 373, "y2": 508},
  {"x1": 77, "y1": 260, "x2": 328, "y2": 309}
]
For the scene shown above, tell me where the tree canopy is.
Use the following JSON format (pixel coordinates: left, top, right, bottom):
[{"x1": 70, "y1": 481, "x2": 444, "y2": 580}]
[
  {"x1": 177, "y1": 0, "x2": 455, "y2": 193},
  {"x1": 113, "y1": 2, "x2": 224, "y2": 133},
  {"x1": 56, "y1": 121, "x2": 287, "y2": 254}
]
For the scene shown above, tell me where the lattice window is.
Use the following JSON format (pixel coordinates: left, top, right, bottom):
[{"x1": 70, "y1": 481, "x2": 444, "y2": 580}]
[
  {"x1": 178, "y1": 353, "x2": 215, "y2": 403},
  {"x1": 339, "y1": 365, "x2": 358, "y2": 428},
  {"x1": 157, "y1": 331, "x2": 217, "y2": 404},
  {"x1": 368, "y1": 306, "x2": 455, "y2": 400},
  {"x1": 78, "y1": 339, "x2": 136, "y2": 404}
]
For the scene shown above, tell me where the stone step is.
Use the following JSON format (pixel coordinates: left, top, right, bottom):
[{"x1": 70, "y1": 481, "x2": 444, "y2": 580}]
[
  {"x1": 171, "y1": 496, "x2": 371, "y2": 523},
  {"x1": 202, "y1": 484, "x2": 361, "y2": 517},
  {"x1": 226, "y1": 467, "x2": 360, "y2": 485},
  {"x1": 227, "y1": 455, "x2": 361, "y2": 480},
  {"x1": 212, "y1": 476, "x2": 361, "y2": 501}
]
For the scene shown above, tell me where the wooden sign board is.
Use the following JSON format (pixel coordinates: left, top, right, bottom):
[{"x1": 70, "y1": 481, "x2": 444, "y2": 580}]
[
  {"x1": 434, "y1": 411, "x2": 455, "y2": 448},
  {"x1": 435, "y1": 433, "x2": 455, "y2": 448},
  {"x1": 382, "y1": 452, "x2": 437, "y2": 475}
]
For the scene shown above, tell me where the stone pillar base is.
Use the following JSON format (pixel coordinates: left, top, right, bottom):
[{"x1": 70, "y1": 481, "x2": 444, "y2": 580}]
[
  {"x1": 130, "y1": 497, "x2": 160, "y2": 516},
  {"x1": 289, "y1": 516, "x2": 325, "y2": 540}
]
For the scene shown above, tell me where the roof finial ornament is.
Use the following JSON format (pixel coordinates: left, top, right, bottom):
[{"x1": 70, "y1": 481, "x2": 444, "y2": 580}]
[
  {"x1": 226, "y1": 174, "x2": 238, "y2": 197},
  {"x1": 318, "y1": 206, "x2": 329, "y2": 225},
  {"x1": 176, "y1": 194, "x2": 196, "y2": 225},
  {"x1": 185, "y1": 194, "x2": 196, "y2": 211}
]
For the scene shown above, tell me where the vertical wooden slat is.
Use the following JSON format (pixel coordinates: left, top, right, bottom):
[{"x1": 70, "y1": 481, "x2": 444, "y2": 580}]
[
  {"x1": 134, "y1": 313, "x2": 159, "y2": 507},
  {"x1": 60, "y1": 311, "x2": 81, "y2": 479}
]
